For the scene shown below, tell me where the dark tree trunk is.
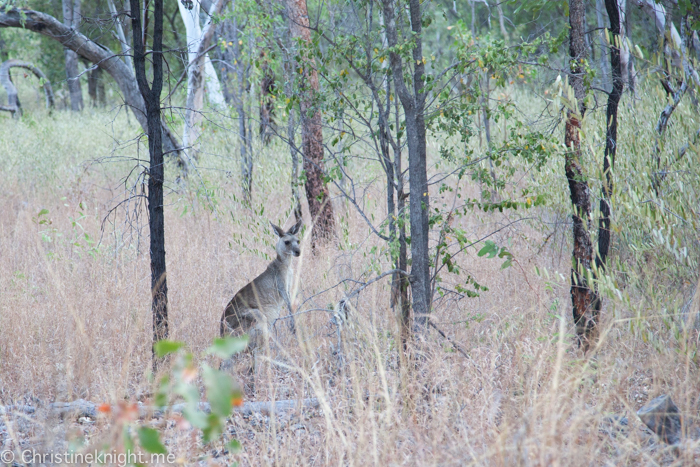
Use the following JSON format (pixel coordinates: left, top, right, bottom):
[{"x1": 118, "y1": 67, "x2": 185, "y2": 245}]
[
  {"x1": 130, "y1": 0, "x2": 168, "y2": 370},
  {"x1": 287, "y1": 0, "x2": 335, "y2": 244},
  {"x1": 594, "y1": 0, "x2": 624, "y2": 314},
  {"x1": 566, "y1": 0, "x2": 597, "y2": 348},
  {"x1": 382, "y1": 0, "x2": 431, "y2": 333},
  {"x1": 62, "y1": 0, "x2": 84, "y2": 112}
]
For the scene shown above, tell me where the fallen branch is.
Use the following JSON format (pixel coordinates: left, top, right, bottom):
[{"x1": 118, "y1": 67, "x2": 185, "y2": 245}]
[{"x1": 1, "y1": 398, "x2": 320, "y2": 421}]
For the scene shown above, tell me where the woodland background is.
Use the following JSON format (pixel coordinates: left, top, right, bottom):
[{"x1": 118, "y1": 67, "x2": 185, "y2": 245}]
[{"x1": 1, "y1": 0, "x2": 700, "y2": 464}]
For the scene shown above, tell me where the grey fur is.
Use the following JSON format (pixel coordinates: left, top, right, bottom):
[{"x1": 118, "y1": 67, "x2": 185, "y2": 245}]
[{"x1": 220, "y1": 219, "x2": 302, "y2": 354}]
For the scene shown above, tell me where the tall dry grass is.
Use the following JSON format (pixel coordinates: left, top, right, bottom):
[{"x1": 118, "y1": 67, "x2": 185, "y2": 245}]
[{"x1": 1, "y1": 84, "x2": 699, "y2": 466}]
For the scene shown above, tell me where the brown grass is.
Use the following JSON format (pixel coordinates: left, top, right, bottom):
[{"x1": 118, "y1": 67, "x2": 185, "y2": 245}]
[{"x1": 1, "y1": 102, "x2": 699, "y2": 466}]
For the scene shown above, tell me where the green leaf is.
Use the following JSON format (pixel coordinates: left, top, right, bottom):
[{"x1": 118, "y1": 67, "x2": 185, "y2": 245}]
[
  {"x1": 38, "y1": 208, "x2": 49, "y2": 217},
  {"x1": 227, "y1": 439, "x2": 242, "y2": 453},
  {"x1": 138, "y1": 427, "x2": 167, "y2": 454},
  {"x1": 154, "y1": 340, "x2": 185, "y2": 358},
  {"x1": 206, "y1": 336, "x2": 249, "y2": 359},
  {"x1": 202, "y1": 365, "x2": 234, "y2": 417}
]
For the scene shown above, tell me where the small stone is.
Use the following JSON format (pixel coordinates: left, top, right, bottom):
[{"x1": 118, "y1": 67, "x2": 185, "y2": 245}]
[{"x1": 636, "y1": 394, "x2": 682, "y2": 445}]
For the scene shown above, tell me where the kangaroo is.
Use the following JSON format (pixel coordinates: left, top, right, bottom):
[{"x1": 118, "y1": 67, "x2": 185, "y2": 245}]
[{"x1": 220, "y1": 220, "x2": 302, "y2": 356}]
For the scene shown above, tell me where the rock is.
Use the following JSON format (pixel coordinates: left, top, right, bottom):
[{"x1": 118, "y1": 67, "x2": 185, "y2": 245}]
[{"x1": 636, "y1": 394, "x2": 682, "y2": 445}]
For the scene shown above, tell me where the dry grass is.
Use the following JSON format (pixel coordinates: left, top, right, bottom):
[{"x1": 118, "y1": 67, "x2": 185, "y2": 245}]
[{"x1": 1, "y1": 92, "x2": 699, "y2": 466}]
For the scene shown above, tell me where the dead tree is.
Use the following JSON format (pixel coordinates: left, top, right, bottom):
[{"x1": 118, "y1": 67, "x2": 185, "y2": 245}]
[
  {"x1": 594, "y1": 0, "x2": 625, "y2": 317},
  {"x1": 129, "y1": 0, "x2": 168, "y2": 370},
  {"x1": 566, "y1": 0, "x2": 598, "y2": 349},
  {"x1": 0, "y1": 59, "x2": 55, "y2": 117}
]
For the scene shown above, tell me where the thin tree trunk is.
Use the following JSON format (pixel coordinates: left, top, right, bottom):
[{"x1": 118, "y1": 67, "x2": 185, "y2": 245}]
[
  {"x1": 260, "y1": 53, "x2": 276, "y2": 145},
  {"x1": 497, "y1": 2, "x2": 508, "y2": 38},
  {"x1": 62, "y1": 0, "x2": 84, "y2": 112},
  {"x1": 596, "y1": 0, "x2": 611, "y2": 89},
  {"x1": 107, "y1": 0, "x2": 133, "y2": 71},
  {"x1": 394, "y1": 86, "x2": 410, "y2": 350},
  {"x1": 652, "y1": 16, "x2": 691, "y2": 194},
  {"x1": 287, "y1": 0, "x2": 336, "y2": 244},
  {"x1": 87, "y1": 66, "x2": 104, "y2": 106},
  {"x1": 594, "y1": 0, "x2": 624, "y2": 316},
  {"x1": 382, "y1": 0, "x2": 431, "y2": 333},
  {"x1": 280, "y1": 44, "x2": 303, "y2": 222},
  {"x1": 130, "y1": 0, "x2": 168, "y2": 371},
  {"x1": 566, "y1": 0, "x2": 598, "y2": 349}
]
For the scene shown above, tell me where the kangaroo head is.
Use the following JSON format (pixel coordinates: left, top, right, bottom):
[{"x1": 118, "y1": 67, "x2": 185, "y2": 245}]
[{"x1": 271, "y1": 220, "x2": 302, "y2": 258}]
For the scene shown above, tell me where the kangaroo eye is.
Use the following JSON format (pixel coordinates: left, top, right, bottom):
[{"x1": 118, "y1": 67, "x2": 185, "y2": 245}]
[{"x1": 285, "y1": 240, "x2": 290, "y2": 245}]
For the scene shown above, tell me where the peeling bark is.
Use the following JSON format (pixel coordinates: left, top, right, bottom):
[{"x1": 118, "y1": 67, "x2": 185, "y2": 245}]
[{"x1": 566, "y1": 0, "x2": 598, "y2": 348}]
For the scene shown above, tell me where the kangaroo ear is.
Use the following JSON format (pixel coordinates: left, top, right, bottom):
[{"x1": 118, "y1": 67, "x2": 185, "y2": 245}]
[
  {"x1": 270, "y1": 222, "x2": 285, "y2": 237},
  {"x1": 287, "y1": 219, "x2": 302, "y2": 236}
]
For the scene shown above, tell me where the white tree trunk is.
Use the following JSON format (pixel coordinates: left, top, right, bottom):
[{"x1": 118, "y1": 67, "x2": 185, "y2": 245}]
[
  {"x1": 178, "y1": 0, "x2": 225, "y2": 108},
  {"x1": 177, "y1": 0, "x2": 227, "y2": 174}
]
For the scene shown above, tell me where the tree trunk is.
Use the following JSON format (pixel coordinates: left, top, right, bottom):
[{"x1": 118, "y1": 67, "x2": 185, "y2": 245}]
[
  {"x1": 594, "y1": 0, "x2": 624, "y2": 316},
  {"x1": 566, "y1": 0, "x2": 598, "y2": 348},
  {"x1": 130, "y1": 0, "x2": 168, "y2": 371},
  {"x1": 107, "y1": 0, "x2": 134, "y2": 72},
  {"x1": 286, "y1": 0, "x2": 335, "y2": 244},
  {"x1": 595, "y1": 0, "x2": 611, "y2": 89},
  {"x1": 0, "y1": 8, "x2": 182, "y2": 157},
  {"x1": 87, "y1": 66, "x2": 104, "y2": 106},
  {"x1": 178, "y1": 0, "x2": 228, "y2": 175},
  {"x1": 62, "y1": 0, "x2": 84, "y2": 112},
  {"x1": 382, "y1": 0, "x2": 431, "y2": 333},
  {"x1": 259, "y1": 53, "x2": 276, "y2": 145},
  {"x1": 280, "y1": 43, "x2": 303, "y2": 222}
]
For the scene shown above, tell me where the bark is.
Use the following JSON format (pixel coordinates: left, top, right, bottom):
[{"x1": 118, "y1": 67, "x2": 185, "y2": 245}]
[
  {"x1": 259, "y1": 53, "x2": 276, "y2": 145},
  {"x1": 130, "y1": 0, "x2": 168, "y2": 370},
  {"x1": 596, "y1": 0, "x2": 611, "y2": 89},
  {"x1": 0, "y1": 59, "x2": 55, "y2": 116},
  {"x1": 393, "y1": 87, "x2": 410, "y2": 350},
  {"x1": 497, "y1": 2, "x2": 508, "y2": 38},
  {"x1": 594, "y1": 0, "x2": 624, "y2": 316},
  {"x1": 652, "y1": 16, "x2": 691, "y2": 194},
  {"x1": 62, "y1": 0, "x2": 84, "y2": 112},
  {"x1": 178, "y1": 0, "x2": 228, "y2": 175},
  {"x1": 566, "y1": 0, "x2": 598, "y2": 348},
  {"x1": 0, "y1": 8, "x2": 181, "y2": 157},
  {"x1": 107, "y1": 0, "x2": 134, "y2": 71},
  {"x1": 382, "y1": 0, "x2": 431, "y2": 332},
  {"x1": 286, "y1": 0, "x2": 336, "y2": 244},
  {"x1": 87, "y1": 66, "x2": 105, "y2": 106},
  {"x1": 280, "y1": 43, "x2": 303, "y2": 222}
]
